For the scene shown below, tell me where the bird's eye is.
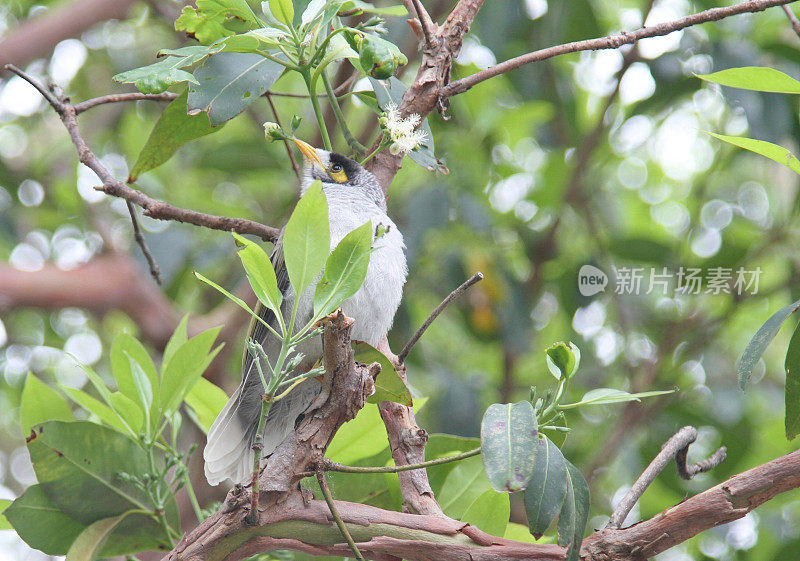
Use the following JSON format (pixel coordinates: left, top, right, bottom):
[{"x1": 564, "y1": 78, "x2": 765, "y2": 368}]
[{"x1": 331, "y1": 164, "x2": 343, "y2": 173}]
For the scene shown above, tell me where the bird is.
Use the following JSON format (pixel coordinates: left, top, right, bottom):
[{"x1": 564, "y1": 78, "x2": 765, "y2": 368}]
[{"x1": 203, "y1": 139, "x2": 407, "y2": 486}]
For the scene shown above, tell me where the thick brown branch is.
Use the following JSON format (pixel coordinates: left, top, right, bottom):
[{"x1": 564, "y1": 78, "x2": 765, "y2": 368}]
[
  {"x1": 442, "y1": 0, "x2": 798, "y2": 96},
  {"x1": 163, "y1": 448, "x2": 800, "y2": 561},
  {"x1": 366, "y1": 0, "x2": 486, "y2": 190},
  {"x1": 4, "y1": 64, "x2": 280, "y2": 242},
  {"x1": 0, "y1": 255, "x2": 178, "y2": 348},
  {"x1": 584, "y1": 450, "x2": 800, "y2": 560},
  {"x1": 0, "y1": 0, "x2": 137, "y2": 68}
]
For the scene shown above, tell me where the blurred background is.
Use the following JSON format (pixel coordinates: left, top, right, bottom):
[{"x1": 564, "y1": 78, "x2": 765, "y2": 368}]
[{"x1": 2, "y1": 0, "x2": 800, "y2": 559}]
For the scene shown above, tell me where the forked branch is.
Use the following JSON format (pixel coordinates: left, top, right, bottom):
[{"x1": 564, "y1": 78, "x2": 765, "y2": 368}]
[{"x1": 4, "y1": 64, "x2": 280, "y2": 243}]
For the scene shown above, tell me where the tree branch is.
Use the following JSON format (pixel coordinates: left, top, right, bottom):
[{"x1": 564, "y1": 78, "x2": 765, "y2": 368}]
[
  {"x1": 606, "y1": 426, "x2": 727, "y2": 529},
  {"x1": 163, "y1": 446, "x2": 800, "y2": 561},
  {"x1": 584, "y1": 449, "x2": 800, "y2": 560},
  {"x1": 398, "y1": 271, "x2": 483, "y2": 363},
  {"x1": 442, "y1": 0, "x2": 798, "y2": 97},
  {"x1": 366, "y1": 0, "x2": 486, "y2": 190},
  {"x1": 73, "y1": 92, "x2": 178, "y2": 114},
  {"x1": 125, "y1": 200, "x2": 162, "y2": 284},
  {"x1": 4, "y1": 64, "x2": 280, "y2": 243},
  {"x1": 0, "y1": 254, "x2": 178, "y2": 347},
  {"x1": 783, "y1": 4, "x2": 800, "y2": 37},
  {"x1": 0, "y1": 0, "x2": 137, "y2": 68}
]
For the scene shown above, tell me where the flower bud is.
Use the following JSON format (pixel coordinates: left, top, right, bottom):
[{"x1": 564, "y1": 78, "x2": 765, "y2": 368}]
[{"x1": 263, "y1": 121, "x2": 285, "y2": 142}]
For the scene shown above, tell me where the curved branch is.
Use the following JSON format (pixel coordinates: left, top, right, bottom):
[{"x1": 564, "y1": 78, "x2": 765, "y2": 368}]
[
  {"x1": 4, "y1": 64, "x2": 280, "y2": 242},
  {"x1": 442, "y1": 0, "x2": 798, "y2": 97},
  {"x1": 584, "y1": 449, "x2": 800, "y2": 560},
  {"x1": 164, "y1": 448, "x2": 800, "y2": 561}
]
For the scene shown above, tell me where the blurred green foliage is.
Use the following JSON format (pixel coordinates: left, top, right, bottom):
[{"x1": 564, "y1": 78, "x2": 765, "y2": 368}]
[{"x1": 2, "y1": 0, "x2": 800, "y2": 560}]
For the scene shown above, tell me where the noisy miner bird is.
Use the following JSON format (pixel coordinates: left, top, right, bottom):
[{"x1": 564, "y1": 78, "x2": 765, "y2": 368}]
[{"x1": 204, "y1": 140, "x2": 407, "y2": 486}]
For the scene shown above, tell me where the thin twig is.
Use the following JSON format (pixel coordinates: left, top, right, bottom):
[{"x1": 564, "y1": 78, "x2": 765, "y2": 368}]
[
  {"x1": 299, "y1": 447, "x2": 481, "y2": 478},
  {"x1": 606, "y1": 426, "x2": 727, "y2": 529},
  {"x1": 398, "y1": 271, "x2": 484, "y2": 363},
  {"x1": 316, "y1": 471, "x2": 365, "y2": 561},
  {"x1": 266, "y1": 92, "x2": 301, "y2": 177},
  {"x1": 409, "y1": 0, "x2": 435, "y2": 49},
  {"x1": 125, "y1": 200, "x2": 162, "y2": 284},
  {"x1": 442, "y1": 0, "x2": 798, "y2": 96},
  {"x1": 4, "y1": 64, "x2": 280, "y2": 242},
  {"x1": 73, "y1": 92, "x2": 177, "y2": 114},
  {"x1": 326, "y1": 446, "x2": 481, "y2": 474},
  {"x1": 783, "y1": 4, "x2": 800, "y2": 37}
]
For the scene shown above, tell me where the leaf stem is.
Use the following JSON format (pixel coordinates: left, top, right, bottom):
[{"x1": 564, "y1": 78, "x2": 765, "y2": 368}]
[
  {"x1": 360, "y1": 137, "x2": 390, "y2": 165},
  {"x1": 322, "y1": 70, "x2": 366, "y2": 155},
  {"x1": 303, "y1": 69, "x2": 333, "y2": 150}
]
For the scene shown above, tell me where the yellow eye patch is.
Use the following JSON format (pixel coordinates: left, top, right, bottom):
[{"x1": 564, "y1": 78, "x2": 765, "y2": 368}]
[{"x1": 329, "y1": 169, "x2": 348, "y2": 183}]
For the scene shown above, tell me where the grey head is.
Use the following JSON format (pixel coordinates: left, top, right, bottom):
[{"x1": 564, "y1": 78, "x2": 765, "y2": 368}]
[{"x1": 293, "y1": 139, "x2": 386, "y2": 212}]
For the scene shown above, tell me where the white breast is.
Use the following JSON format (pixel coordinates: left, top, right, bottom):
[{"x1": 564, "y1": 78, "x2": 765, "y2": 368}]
[{"x1": 325, "y1": 187, "x2": 407, "y2": 346}]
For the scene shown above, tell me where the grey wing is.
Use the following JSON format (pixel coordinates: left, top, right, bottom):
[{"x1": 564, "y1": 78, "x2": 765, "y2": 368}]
[{"x1": 203, "y1": 239, "x2": 322, "y2": 486}]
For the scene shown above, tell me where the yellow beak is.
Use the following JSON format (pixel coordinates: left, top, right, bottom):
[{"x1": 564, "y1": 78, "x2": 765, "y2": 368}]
[{"x1": 292, "y1": 139, "x2": 323, "y2": 167}]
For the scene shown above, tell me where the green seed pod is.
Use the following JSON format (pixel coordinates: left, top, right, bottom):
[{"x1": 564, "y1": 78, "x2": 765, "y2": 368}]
[{"x1": 359, "y1": 35, "x2": 407, "y2": 79}]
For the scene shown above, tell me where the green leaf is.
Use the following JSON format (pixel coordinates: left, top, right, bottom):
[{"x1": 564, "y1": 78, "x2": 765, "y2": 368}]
[
  {"x1": 20, "y1": 374, "x2": 73, "y2": 436},
  {"x1": 707, "y1": 132, "x2": 800, "y2": 176},
  {"x1": 461, "y1": 489, "x2": 510, "y2": 537},
  {"x1": 110, "y1": 334, "x2": 158, "y2": 415},
  {"x1": 268, "y1": 0, "x2": 294, "y2": 25},
  {"x1": 480, "y1": 401, "x2": 538, "y2": 492},
  {"x1": 559, "y1": 388, "x2": 675, "y2": 409},
  {"x1": 66, "y1": 511, "x2": 134, "y2": 561},
  {"x1": 60, "y1": 386, "x2": 131, "y2": 435},
  {"x1": 785, "y1": 320, "x2": 800, "y2": 439},
  {"x1": 5, "y1": 485, "x2": 85, "y2": 555},
  {"x1": 129, "y1": 90, "x2": 221, "y2": 181},
  {"x1": 26, "y1": 421, "x2": 178, "y2": 548},
  {"x1": 314, "y1": 220, "x2": 373, "y2": 318},
  {"x1": 354, "y1": 341, "x2": 412, "y2": 406},
  {"x1": 175, "y1": 0, "x2": 260, "y2": 44},
  {"x1": 189, "y1": 52, "x2": 285, "y2": 125},
  {"x1": 327, "y1": 398, "x2": 427, "y2": 465},
  {"x1": 233, "y1": 232, "x2": 283, "y2": 316},
  {"x1": 163, "y1": 314, "x2": 190, "y2": 367},
  {"x1": 438, "y1": 454, "x2": 493, "y2": 519},
  {"x1": 504, "y1": 521, "x2": 544, "y2": 543},
  {"x1": 341, "y1": 1, "x2": 408, "y2": 16},
  {"x1": 697, "y1": 67, "x2": 800, "y2": 93},
  {"x1": 185, "y1": 377, "x2": 229, "y2": 433},
  {"x1": 523, "y1": 435, "x2": 567, "y2": 538},
  {"x1": 326, "y1": 403, "x2": 391, "y2": 464},
  {"x1": 160, "y1": 326, "x2": 223, "y2": 416},
  {"x1": 557, "y1": 461, "x2": 590, "y2": 561},
  {"x1": 545, "y1": 342, "x2": 580, "y2": 380},
  {"x1": 425, "y1": 433, "x2": 480, "y2": 495},
  {"x1": 283, "y1": 180, "x2": 330, "y2": 296},
  {"x1": 0, "y1": 498, "x2": 12, "y2": 530},
  {"x1": 738, "y1": 298, "x2": 800, "y2": 389},
  {"x1": 195, "y1": 271, "x2": 256, "y2": 313},
  {"x1": 108, "y1": 392, "x2": 144, "y2": 435},
  {"x1": 126, "y1": 357, "x2": 154, "y2": 432},
  {"x1": 112, "y1": 45, "x2": 222, "y2": 93}
]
